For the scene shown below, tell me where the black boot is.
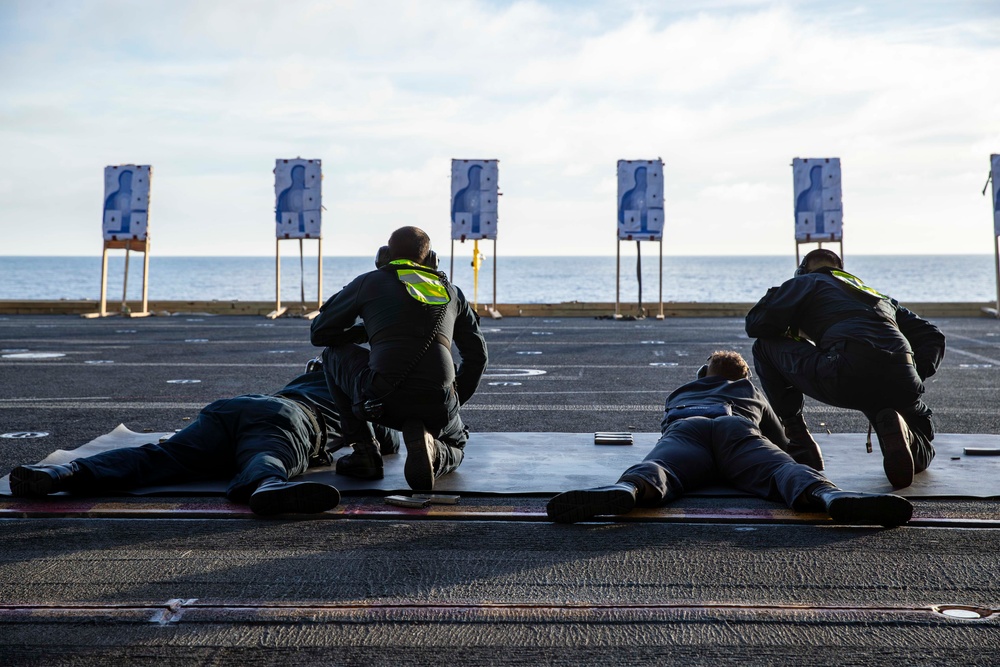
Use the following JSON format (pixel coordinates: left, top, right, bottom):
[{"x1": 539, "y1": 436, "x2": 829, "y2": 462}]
[
  {"x1": 807, "y1": 483, "x2": 912, "y2": 527},
  {"x1": 402, "y1": 419, "x2": 436, "y2": 491},
  {"x1": 248, "y1": 478, "x2": 341, "y2": 516},
  {"x1": 335, "y1": 439, "x2": 384, "y2": 480},
  {"x1": 9, "y1": 462, "x2": 82, "y2": 497},
  {"x1": 546, "y1": 482, "x2": 638, "y2": 524},
  {"x1": 873, "y1": 408, "x2": 915, "y2": 489},
  {"x1": 374, "y1": 425, "x2": 401, "y2": 455},
  {"x1": 781, "y1": 414, "x2": 824, "y2": 471}
]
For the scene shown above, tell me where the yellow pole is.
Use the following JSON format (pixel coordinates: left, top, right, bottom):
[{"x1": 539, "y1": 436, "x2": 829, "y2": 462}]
[{"x1": 472, "y1": 239, "x2": 483, "y2": 310}]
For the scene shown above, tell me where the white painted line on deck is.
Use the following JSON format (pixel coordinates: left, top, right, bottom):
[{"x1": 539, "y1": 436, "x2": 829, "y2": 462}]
[
  {"x1": 1, "y1": 352, "x2": 66, "y2": 359},
  {"x1": 483, "y1": 325, "x2": 745, "y2": 332},
  {"x1": 0, "y1": 362, "x2": 304, "y2": 367},
  {"x1": 482, "y1": 368, "x2": 547, "y2": 377},
  {"x1": 490, "y1": 364, "x2": 699, "y2": 369},
  {"x1": 946, "y1": 347, "x2": 1000, "y2": 366},
  {"x1": 946, "y1": 333, "x2": 1000, "y2": 348},
  {"x1": 497, "y1": 341, "x2": 745, "y2": 346},
  {"x1": 0, "y1": 402, "x2": 206, "y2": 409},
  {"x1": 0, "y1": 397, "x2": 112, "y2": 402},
  {"x1": 0, "y1": 335, "x2": 744, "y2": 348},
  {"x1": 477, "y1": 390, "x2": 672, "y2": 395},
  {"x1": 0, "y1": 338, "x2": 319, "y2": 345},
  {"x1": 470, "y1": 404, "x2": 1000, "y2": 415},
  {"x1": 461, "y1": 404, "x2": 662, "y2": 411}
]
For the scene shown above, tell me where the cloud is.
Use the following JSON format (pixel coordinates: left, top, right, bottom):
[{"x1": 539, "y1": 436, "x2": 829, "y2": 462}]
[
  {"x1": 699, "y1": 182, "x2": 783, "y2": 203},
  {"x1": 1, "y1": 0, "x2": 998, "y2": 256}
]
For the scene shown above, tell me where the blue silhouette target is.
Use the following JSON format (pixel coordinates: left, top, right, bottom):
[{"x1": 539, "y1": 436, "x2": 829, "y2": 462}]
[
  {"x1": 451, "y1": 159, "x2": 498, "y2": 241},
  {"x1": 617, "y1": 159, "x2": 664, "y2": 241},
  {"x1": 991, "y1": 154, "x2": 1000, "y2": 237},
  {"x1": 275, "y1": 158, "x2": 322, "y2": 239},
  {"x1": 792, "y1": 157, "x2": 842, "y2": 242},
  {"x1": 103, "y1": 164, "x2": 151, "y2": 241}
]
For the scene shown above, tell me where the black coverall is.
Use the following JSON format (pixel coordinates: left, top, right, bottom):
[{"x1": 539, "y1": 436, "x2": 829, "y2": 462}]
[
  {"x1": 620, "y1": 375, "x2": 827, "y2": 507},
  {"x1": 68, "y1": 372, "x2": 397, "y2": 501},
  {"x1": 745, "y1": 268, "x2": 946, "y2": 473},
  {"x1": 310, "y1": 265, "x2": 488, "y2": 478}
]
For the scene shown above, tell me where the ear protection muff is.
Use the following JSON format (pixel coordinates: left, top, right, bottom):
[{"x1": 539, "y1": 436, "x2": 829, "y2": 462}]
[
  {"x1": 375, "y1": 246, "x2": 439, "y2": 270},
  {"x1": 424, "y1": 250, "x2": 439, "y2": 270},
  {"x1": 697, "y1": 364, "x2": 708, "y2": 379},
  {"x1": 794, "y1": 257, "x2": 809, "y2": 277}
]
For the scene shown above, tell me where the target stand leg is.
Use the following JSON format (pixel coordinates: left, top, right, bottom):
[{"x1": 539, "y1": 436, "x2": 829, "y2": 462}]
[
  {"x1": 484, "y1": 239, "x2": 502, "y2": 319},
  {"x1": 268, "y1": 237, "x2": 323, "y2": 319},
  {"x1": 83, "y1": 240, "x2": 150, "y2": 319}
]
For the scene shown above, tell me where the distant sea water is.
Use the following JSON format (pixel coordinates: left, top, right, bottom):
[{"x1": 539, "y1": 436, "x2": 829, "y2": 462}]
[{"x1": 0, "y1": 255, "x2": 995, "y2": 304}]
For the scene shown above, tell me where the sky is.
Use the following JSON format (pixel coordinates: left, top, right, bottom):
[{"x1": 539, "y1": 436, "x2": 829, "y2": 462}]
[{"x1": 1, "y1": 0, "x2": 998, "y2": 257}]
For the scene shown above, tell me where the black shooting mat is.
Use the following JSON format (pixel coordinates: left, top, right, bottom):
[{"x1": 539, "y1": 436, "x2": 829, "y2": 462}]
[{"x1": 2, "y1": 425, "x2": 999, "y2": 498}]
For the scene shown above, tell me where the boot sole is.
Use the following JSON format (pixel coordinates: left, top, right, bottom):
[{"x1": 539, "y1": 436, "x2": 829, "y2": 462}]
[
  {"x1": 546, "y1": 488, "x2": 636, "y2": 524},
  {"x1": 9, "y1": 466, "x2": 57, "y2": 497},
  {"x1": 875, "y1": 409, "x2": 914, "y2": 489},
  {"x1": 249, "y1": 482, "x2": 341, "y2": 516},
  {"x1": 827, "y1": 494, "x2": 913, "y2": 527},
  {"x1": 402, "y1": 419, "x2": 435, "y2": 491}
]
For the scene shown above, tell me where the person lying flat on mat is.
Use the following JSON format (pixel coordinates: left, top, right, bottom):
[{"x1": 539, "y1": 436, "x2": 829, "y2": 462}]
[
  {"x1": 547, "y1": 350, "x2": 913, "y2": 527},
  {"x1": 8, "y1": 364, "x2": 398, "y2": 516}
]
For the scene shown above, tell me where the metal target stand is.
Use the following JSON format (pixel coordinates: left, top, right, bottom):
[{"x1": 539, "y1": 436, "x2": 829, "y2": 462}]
[
  {"x1": 614, "y1": 237, "x2": 664, "y2": 320},
  {"x1": 83, "y1": 238, "x2": 151, "y2": 319},
  {"x1": 450, "y1": 158, "x2": 501, "y2": 319},
  {"x1": 267, "y1": 237, "x2": 323, "y2": 320},
  {"x1": 983, "y1": 154, "x2": 1000, "y2": 318},
  {"x1": 267, "y1": 158, "x2": 324, "y2": 320},
  {"x1": 82, "y1": 237, "x2": 149, "y2": 319},
  {"x1": 989, "y1": 231, "x2": 1000, "y2": 318},
  {"x1": 84, "y1": 164, "x2": 152, "y2": 319},
  {"x1": 450, "y1": 238, "x2": 500, "y2": 319},
  {"x1": 613, "y1": 159, "x2": 665, "y2": 320}
]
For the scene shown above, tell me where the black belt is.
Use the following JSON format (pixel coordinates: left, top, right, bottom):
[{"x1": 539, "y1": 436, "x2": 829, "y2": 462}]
[{"x1": 839, "y1": 340, "x2": 914, "y2": 366}]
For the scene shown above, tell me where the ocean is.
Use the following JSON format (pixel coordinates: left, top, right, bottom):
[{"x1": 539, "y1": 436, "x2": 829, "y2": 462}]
[{"x1": 0, "y1": 254, "x2": 995, "y2": 304}]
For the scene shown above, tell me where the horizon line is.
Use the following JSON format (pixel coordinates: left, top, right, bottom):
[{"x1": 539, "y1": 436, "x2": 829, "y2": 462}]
[{"x1": 0, "y1": 252, "x2": 994, "y2": 259}]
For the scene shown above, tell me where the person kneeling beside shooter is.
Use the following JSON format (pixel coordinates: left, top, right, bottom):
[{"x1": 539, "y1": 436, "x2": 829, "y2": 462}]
[
  {"x1": 8, "y1": 366, "x2": 399, "y2": 516},
  {"x1": 745, "y1": 249, "x2": 945, "y2": 489},
  {"x1": 547, "y1": 351, "x2": 912, "y2": 527},
  {"x1": 310, "y1": 226, "x2": 488, "y2": 491}
]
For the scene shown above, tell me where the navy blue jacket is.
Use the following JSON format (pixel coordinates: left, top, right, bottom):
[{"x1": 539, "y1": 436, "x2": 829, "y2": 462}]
[
  {"x1": 662, "y1": 375, "x2": 788, "y2": 450},
  {"x1": 745, "y1": 268, "x2": 945, "y2": 380},
  {"x1": 310, "y1": 266, "x2": 488, "y2": 404}
]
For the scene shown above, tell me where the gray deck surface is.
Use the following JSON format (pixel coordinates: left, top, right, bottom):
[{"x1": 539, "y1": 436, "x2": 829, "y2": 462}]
[{"x1": 1, "y1": 314, "x2": 999, "y2": 665}]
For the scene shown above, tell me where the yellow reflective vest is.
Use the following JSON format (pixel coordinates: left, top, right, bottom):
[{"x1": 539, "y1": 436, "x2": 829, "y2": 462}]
[
  {"x1": 830, "y1": 269, "x2": 889, "y2": 300},
  {"x1": 388, "y1": 260, "x2": 451, "y2": 305}
]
